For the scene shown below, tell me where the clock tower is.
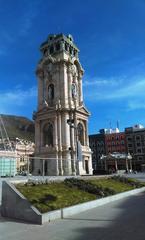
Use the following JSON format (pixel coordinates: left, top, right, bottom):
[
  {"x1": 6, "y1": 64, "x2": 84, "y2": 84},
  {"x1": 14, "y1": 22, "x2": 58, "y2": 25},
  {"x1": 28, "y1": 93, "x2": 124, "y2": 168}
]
[{"x1": 33, "y1": 34, "x2": 92, "y2": 176}]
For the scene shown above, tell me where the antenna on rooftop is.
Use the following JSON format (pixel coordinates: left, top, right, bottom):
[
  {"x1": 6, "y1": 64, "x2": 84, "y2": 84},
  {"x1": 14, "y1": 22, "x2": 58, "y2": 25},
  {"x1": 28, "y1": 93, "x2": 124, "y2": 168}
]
[
  {"x1": 117, "y1": 120, "x2": 120, "y2": 129},
  {"x1": 109, "y1": 120, "x2": 112, "y2": 129}
]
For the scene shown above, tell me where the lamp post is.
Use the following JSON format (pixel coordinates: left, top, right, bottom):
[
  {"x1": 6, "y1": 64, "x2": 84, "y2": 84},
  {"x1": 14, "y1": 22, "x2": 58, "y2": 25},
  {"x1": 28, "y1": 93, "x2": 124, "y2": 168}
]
[
  {"x1": 67, "y1": 119, "x2": 77, "y2": 175},
  {"x1": 127, "y1": 153, "x2": 132, "y2": 172},
  {"x1": 100, "y1": 154, "x2": 107, "y2": 172},
  {"x1": 23, "y1": 141, "x2": 30, "y2": 177}
]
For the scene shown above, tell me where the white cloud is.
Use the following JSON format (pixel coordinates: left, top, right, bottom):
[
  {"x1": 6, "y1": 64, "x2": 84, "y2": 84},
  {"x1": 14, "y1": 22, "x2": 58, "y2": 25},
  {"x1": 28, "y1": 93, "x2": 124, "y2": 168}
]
[
  {"x1": 127, "y1": 100, "x2": 145, "y2": 111},
  {"x1": 112, "y1": 79, "x2": 145, "y2": 99},
  {"x1": 83, "y1": 78, "x2": 122, "y2": 87},
  {"x1": 0, "y1": 86, "x2": 37, "y2": 115},
  {"x1": 84, "y1": 76, "x2": 145, "y2": 101}
]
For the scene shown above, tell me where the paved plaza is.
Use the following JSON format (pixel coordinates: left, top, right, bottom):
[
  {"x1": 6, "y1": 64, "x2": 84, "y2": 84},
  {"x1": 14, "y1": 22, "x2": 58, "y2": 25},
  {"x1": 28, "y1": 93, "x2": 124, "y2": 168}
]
[{"x1": 0, "y1": 173, "x2": 145, "y2": 240}]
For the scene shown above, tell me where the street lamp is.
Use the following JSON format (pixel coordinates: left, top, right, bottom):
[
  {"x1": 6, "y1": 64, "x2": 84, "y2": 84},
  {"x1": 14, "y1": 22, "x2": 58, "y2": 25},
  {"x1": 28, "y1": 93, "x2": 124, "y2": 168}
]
[
  {"x1": 23, "y1": 141, "x2": 30, "y2": 176},
  {"x1": 100, "y1": 154, "x2": 107, "y2": 172},
  {"x1": 127, "y1": 153, "x2": 132, "y2": 172},
  {"x1": 67, "y1": 119, "x2": 77, "y2": 175}
]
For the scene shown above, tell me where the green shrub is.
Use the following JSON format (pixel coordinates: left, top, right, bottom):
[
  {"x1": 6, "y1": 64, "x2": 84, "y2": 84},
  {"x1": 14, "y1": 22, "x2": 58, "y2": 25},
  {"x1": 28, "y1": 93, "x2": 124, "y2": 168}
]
[
  {"x1": 111, "y1": 175, "x2": 145, "y2": 188},
  {"x1": 64, "y1": 178, "x2": 116, "y2": 197}
]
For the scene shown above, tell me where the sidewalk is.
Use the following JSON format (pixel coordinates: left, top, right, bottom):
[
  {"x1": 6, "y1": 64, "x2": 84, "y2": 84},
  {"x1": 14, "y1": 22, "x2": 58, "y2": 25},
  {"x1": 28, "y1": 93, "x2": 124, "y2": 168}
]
[{"x1": 0, "y1": 191, "x2": 145, "y2": 240}]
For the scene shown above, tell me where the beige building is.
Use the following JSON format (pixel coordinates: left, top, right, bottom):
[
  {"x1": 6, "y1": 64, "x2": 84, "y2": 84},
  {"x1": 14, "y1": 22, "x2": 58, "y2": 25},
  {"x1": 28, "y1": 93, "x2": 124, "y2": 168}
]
[
  {"x1": 33, "y1": 34, "x2": 92, "y2": 176},
  {"x1": 15, "y1": 141, "x2": 34, "y2": 172}
]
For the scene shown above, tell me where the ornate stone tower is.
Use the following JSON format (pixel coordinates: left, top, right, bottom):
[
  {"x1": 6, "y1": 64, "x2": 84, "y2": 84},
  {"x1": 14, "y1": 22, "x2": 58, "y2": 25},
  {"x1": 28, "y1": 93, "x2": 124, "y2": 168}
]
[{"x1": 33, "y1": 34, "x2": 92, "y2": 176}]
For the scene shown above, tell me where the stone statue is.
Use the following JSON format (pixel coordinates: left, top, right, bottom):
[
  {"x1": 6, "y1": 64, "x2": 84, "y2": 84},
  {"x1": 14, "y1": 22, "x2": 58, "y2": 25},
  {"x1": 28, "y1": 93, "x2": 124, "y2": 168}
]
[
  {"x1": 48, "y1": 85, "x2": 53, "y2": 99},
  {"x1": 71, "y1": 83, "x2": 77, "y2": 98}
]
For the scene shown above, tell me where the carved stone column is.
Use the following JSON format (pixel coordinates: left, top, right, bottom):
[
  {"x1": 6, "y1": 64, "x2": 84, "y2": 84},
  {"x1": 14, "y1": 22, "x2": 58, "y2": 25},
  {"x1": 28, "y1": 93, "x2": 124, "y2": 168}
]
[
  {"x1": 62, "y1": 112, "x2": 71, "y2": 175},
  {"x1": 63, "y1": 63, "x2": 69, "y2": 108},
  {"x1": 78, "y1": 72, "x2": 83, "y2": 104},
  {"x1": 57, "y1": 112, "x2": 63, "y2": 175},
  {"x1": 54, "y1": 116, "x2": 59, "y2": 175},
  {"x1": 35, "y1": 120, "x2": 41, "y2": 151},
  {"x1": 67, "y1": 65, "x2": 73, "y2": 108},
  {"x1": 36, "y1": 68, "x2": 44, "y2": 109},
  {"x1": 85, "y1": 120, "x2": 89, "y2": 146}
]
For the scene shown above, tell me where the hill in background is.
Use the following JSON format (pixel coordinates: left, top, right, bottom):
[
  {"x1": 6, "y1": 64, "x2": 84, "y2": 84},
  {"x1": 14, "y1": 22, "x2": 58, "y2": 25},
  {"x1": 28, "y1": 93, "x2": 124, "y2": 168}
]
[{"x1": 0, "y1": 114, "x2": 35, "y2": 142}]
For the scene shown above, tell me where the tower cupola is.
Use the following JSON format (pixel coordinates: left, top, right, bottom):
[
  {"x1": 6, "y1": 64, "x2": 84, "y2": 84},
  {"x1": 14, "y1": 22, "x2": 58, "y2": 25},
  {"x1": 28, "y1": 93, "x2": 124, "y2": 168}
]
[{"x1": 40, "y1": 34, "x2": 79, "y2": 59}]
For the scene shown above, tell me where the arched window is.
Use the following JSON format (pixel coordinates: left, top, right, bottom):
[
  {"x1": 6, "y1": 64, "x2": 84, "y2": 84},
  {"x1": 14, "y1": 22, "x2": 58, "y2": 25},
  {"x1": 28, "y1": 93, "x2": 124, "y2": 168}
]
[
  {"x1": 48, "y1": 84, "x2": 54, "y2": 100},
  {"x1": 69, "y1": 47, "x2": 72, "y2": 54},
  {"x1": 43, "y1": 123, "x2": 53, "y2": 146},
  {"x1": 50, "y1": 45, "x2": 54, "y2": 54},
  {"x1": 77, "y1": 123, "x2": 84, "y2": 146},
  {"x1": 65, "y1": 42, "x2": 68, "y2": 51},
  {"x1": 56, "y1": 42, "x2": 60, "y2": 51},
  {"x1": 43, "y1": 48, "x2": 48, "y2": 56}
]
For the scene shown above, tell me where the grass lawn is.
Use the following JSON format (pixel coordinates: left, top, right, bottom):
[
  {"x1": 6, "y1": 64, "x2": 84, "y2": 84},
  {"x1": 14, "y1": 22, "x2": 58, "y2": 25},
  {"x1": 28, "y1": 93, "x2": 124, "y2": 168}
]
[
  {"x1": 88, "y1": 178, "x2": 134, "y2": 193},
  {"x1": 16, "y1": 177, "x2": 144, "y2": 213},
  {"x1": 16, "y1": 182, "x2": 96, "y2": 213}
]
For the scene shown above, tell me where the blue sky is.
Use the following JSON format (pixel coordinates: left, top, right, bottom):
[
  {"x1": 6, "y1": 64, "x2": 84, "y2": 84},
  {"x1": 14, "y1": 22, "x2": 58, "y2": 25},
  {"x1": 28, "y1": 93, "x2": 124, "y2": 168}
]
[{"x1": 0, "y1": 0, "x2": 145, "y2": 134}]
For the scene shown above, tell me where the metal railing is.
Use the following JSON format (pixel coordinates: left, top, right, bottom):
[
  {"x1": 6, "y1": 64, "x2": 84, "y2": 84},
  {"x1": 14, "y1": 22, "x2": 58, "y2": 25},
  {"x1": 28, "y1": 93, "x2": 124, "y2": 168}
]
[{"x1": 0, "y1": 155, "x2": 78, "y2": 178}]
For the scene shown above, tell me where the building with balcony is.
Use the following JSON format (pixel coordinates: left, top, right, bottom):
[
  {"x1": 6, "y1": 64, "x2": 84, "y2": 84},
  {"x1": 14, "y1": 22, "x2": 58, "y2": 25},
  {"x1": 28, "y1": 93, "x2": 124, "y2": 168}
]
[
  {"x1": 89, "y1": 128, "x2": 127, "y2": 173},
  {"x1": 89, "y1": 133, "x2": 106, "y2": 172},
  {"x1": 15, "y1": 141, "x2": 35, "y2": 172},
  {"x1": 125, "y1": 125, "x2": 145, "y2": 171}
]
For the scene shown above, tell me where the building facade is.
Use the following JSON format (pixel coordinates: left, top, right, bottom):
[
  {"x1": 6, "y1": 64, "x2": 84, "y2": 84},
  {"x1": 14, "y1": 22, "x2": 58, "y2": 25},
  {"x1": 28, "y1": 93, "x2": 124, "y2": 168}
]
[
  {"x1": 33, "y1": 34, "x2": 92, "y2": 176},
  {"x1": 89, "y1": 128, "x2": 127, "y2": 172},
  {"x1": 125, "y1": 125, "x2": 145, "y2": 171},
  {"x1": 15, "y1": 141, "x2": 34, "y2": 172},
  {"x1": 105, "y1": 132, "x2": 127, "y2": 155},
  {"x1": 89, "y1": 133, "x2": 106, "y2": 172}
]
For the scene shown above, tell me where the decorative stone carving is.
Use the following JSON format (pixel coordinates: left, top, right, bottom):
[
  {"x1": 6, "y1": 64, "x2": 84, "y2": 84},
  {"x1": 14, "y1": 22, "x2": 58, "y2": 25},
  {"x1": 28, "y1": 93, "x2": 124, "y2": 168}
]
[
  {"x1": 71, "y1": 83, "x2": 77, "y2": 99},
  {"x1": 36, "y1": 68, "x2": 44, "y2": 79}
]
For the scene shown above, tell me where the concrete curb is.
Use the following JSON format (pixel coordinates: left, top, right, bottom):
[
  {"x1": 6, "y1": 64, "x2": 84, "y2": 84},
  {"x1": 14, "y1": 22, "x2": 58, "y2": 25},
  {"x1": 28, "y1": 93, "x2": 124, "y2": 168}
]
[
  {"x1": 2, "y1": 181, "x2": 145, "y2": 224},
  {"x1": 40, "y1": 186, "x2": 145, "y2": 223},
  {"x1": 61, "y1": 187, "x2": 145, "y2": 218},
  {"x1": 1, "y1": 181, "x2": 42, "y2": 224}
]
